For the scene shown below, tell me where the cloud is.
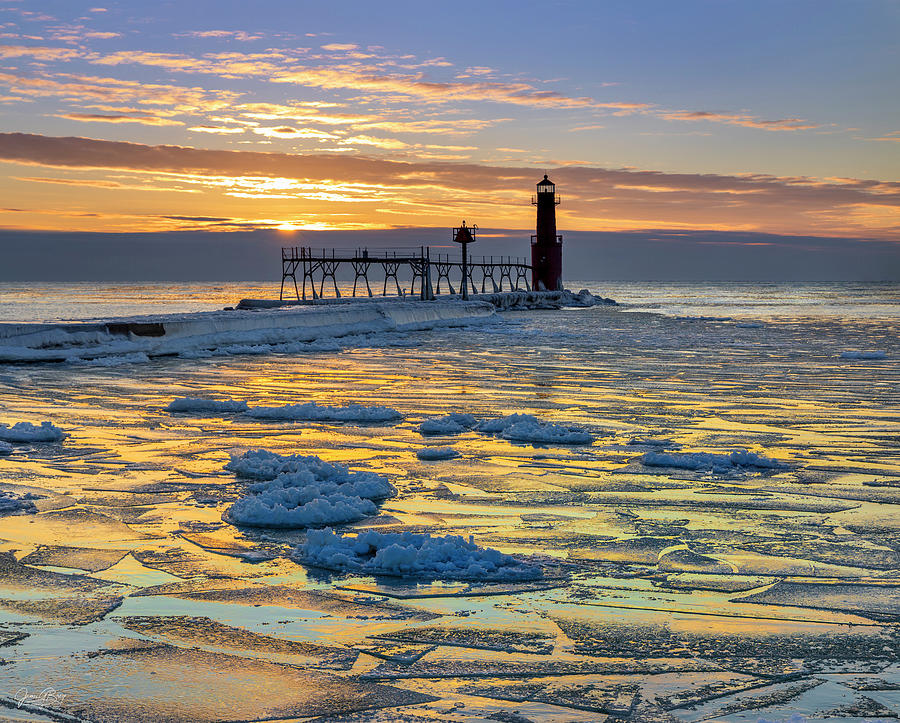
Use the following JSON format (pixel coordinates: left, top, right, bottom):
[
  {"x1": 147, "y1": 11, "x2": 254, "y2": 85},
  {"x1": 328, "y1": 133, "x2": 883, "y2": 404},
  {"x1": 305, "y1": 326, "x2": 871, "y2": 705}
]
[
  {"x1": 0, "y1": 43, "x2": 81, "y2": 60},
  {"x1": 11, "y1": 42, "x2": 626, "y2": 111},
  {"x1": 339, "y1": 134, "x2": 410, "y2": 149},
  {"x1": 252, "y1": 126, "x2": 340, "y2": 140},
  {"x1": 176, "y1": 30, "x2": 263, "y2": 42},
  {"x1": 188, "y1": 124, "x2": 245, "y2": 134},
  {"x1": 0, "y1": 133, "x2": 897, "y2": 239},
  {"x1": 659, "y1": 110, "x2": 820, "y2": 131},
  {"x1": 56, "y1": 112, "x2": 184, "y2": 126},
  {"x1": 866, "y1": 131, "x2": 900, "y2": 143},
  {"x1": 0, "y1": 70, "x2": 240, "y2": 113}
]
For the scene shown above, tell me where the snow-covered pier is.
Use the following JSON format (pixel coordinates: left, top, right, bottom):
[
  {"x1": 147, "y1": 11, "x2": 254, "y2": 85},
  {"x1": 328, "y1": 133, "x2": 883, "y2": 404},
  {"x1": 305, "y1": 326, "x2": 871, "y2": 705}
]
[{"x1": 0, "y1": 299, "x2": 495, "y2": 363}]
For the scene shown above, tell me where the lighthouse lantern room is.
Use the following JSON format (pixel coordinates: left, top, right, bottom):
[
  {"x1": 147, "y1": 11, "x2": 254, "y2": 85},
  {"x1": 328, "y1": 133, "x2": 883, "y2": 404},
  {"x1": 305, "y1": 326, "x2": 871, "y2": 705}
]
[{"x1": 531, "y1": 174, "x2": 563, "y2": 291}]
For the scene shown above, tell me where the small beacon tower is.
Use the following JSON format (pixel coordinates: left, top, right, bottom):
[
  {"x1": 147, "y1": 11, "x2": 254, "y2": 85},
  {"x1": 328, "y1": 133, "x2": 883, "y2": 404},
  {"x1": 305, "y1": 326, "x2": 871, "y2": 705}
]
[{"x1": 531, "y1": 174, "x2": 563, "y2": 291}]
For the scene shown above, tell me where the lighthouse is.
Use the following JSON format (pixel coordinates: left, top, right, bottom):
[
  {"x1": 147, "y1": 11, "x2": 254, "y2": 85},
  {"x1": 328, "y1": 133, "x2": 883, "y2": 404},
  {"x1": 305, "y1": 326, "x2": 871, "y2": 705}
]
[{"x1": 531, "y1": 174, "x2": 563, "y2": 291}]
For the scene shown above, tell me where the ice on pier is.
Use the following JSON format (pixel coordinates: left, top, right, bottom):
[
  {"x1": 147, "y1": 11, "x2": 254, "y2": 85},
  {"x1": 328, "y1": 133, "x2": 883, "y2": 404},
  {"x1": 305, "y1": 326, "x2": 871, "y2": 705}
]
[
  {"x1": 641, "y1": 449, "x2": 787, "y2": 471},
  {"x1": 416, "y1": 447, "x2": 460, "y2": 461},
  {"x1": 840, "y1": 350, "x2": 887, "y2": 360},
  {"x1": 0, "y1": 299, "x2": 495, "y2": 363},
  {"x1": 68, "y1": 351, "x2": 151, "y2": 366},
  {"x1": 477, "y1": 413, "x2": 594, "y2": 445},
  {"x1": 224, "y1": 451, "x2": 394, "y2": 529},
  {"x1": 479, "y1": 288, "x2": 611, "y2": 310},
  {"x1": 166, "y1": 397, "x2": 249, "y2": 414},
  {"x1": 296, "y1": 528, "x2": 542, "y2": 581},
  {"x1": 418, "y1": 413, "x2": 478, "y2": 436},
  {"x1": 246, "y1": 401, "x2": 402, "y2": 424},
  {"x1": 0, "y1": 420, "x2": 66, "y2": 443}
]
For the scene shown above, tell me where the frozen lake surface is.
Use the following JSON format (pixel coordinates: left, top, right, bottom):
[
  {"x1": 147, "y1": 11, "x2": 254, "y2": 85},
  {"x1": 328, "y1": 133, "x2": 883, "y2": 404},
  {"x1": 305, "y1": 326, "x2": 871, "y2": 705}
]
[{"x1": 0, "y1": 281, "x2": 898, "y2": 721}]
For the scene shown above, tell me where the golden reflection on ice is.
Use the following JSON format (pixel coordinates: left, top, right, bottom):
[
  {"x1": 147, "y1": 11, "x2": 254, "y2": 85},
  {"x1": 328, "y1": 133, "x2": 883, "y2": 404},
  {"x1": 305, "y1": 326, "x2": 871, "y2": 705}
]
[{"x1": 0, "y1": 306, "x2": 898, "y2": 719}]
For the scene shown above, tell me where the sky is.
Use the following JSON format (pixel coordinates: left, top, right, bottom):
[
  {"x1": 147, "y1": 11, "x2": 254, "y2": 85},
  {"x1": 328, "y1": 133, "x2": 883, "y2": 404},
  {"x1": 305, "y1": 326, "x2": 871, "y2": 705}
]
[{"x1": 0, "y1": 0, "x2": 898, "y2": 279}]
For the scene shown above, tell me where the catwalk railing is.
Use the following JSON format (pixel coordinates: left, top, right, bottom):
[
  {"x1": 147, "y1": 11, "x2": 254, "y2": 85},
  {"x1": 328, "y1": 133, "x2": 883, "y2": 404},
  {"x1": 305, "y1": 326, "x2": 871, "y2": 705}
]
[{"x1": 280, "y1": 246, "x2": 532, "y2": 301}]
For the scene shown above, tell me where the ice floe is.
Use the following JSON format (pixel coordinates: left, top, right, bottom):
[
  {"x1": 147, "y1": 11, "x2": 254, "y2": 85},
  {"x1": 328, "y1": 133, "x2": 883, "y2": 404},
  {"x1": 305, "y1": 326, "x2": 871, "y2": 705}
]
[
  {"x1": 167, "y1": 397, "x2": 402, "y2": 423},
  {"x1": 224, "y1": 451, "x2": 395, "y2": 529},
  {"x1": 246, "y1": 401, "x2": 402, "y2": 423},
  {"x1": 296, "y1": 528, "x2": 542, "y2": 581},
  {"x1": 478, "y1": 413, "x2": 594, "y2": 445},
  {"x1": 0, "y1": 440, "x2": 11, "y2": 455},
  {"x1": 0, "y1": 421, "x2": 66, "y2": 443},
  {"x1": 642, "y1": 449, "x2": 787, "y2": 471},
  {"x1": 416, "y1": 447, "x2": 461, "y2": 461},
  {"x1": 166, "y1": 397, "x2": 249, "y2": 414},
  {"x1": 840, "y1": 350, "x2": 887, "y2": 360},
  {"x1": 418, "y1": 413, "x2": 478, "y2": 435},
  {"x1": 0, "y1": 490, "x2": 39, "y2": 515}
]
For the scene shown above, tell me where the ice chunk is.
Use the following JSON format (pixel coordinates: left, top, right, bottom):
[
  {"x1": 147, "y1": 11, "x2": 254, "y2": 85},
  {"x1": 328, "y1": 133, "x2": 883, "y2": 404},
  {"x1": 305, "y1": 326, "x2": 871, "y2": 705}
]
[
  {"x1": 0, "y1": 420, "x2": 66, "y2": 443},
  {"x1": 0, "y1": 440, "x2": 11, "y2": 455},
  {"x1": 502, "y1": 420, "x2": 594, "y2": 445},
  {"x1": 642, "y1": 449, "x2": 786, "y2": 471},
  {"x1": 477, "y1": 414, "x2": 594, "y2": 445},
  {"x1": 0, "y1": 490, "x2": 38, "y2": 515},
  {"x1": 166, "y1": 397, "x2": 402, "y2": 423},
  {"x1": 227, "y1": 449, "x2": 318, "y2": 480},
  {"x1": 246, "y1": 401, "x2": 402, "y2": 423},
  {"x1": 166, "y1": 397, "x2": 249, "y2": 414},
  {"x1": 416, "y1": 447, "x2": 460, "y2": 461},
  {"x1": 296, "y1": 528, "x2": 542, "y2": 581},
  {"x1": 840, "y1": 350, "x2": 886, "y2": 360},
  {"x1": 224, "y1": 452, "x2": 394, "y2": 529},
  {"x1": 419, "y1": 413, "x2": 478, "y2": 435}
]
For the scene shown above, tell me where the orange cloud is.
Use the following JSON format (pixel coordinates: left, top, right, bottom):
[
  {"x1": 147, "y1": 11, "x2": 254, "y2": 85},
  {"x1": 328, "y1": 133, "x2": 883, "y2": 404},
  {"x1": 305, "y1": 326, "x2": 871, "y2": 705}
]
[
  {"x1": 57, "y1": 112, "x2": 184, "y2": 126},
  {"x1": 0, "y1": 133, "x2": 897, "y2": 238},
  {"x1": 659, "y1": 110, "x2": 820, "y2": 131},
  {"x1": 188, "y1": 125, "x2": 245, "y2": 134}
]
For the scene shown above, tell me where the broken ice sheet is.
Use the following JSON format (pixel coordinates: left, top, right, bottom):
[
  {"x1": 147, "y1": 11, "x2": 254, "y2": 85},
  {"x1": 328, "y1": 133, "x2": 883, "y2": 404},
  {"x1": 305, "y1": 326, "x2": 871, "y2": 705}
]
[
  {"x1": 552, "y1": 613, "x2": 900, "y2": 673},
  {"x1": 2, "y1": 641, "x2": 434, "y2": 722},
  {"x1": 118, "y1": 615, "x2": 360, "y2": 669},
  {"x1": 143, "y1": 582, "x2": 439, "y2": 620},
  {"x1": 737, "y1": 537, "x2": 900, "y2": 570},
  {"x1": 338, "y1": 579, "x2": 565, "y2": 600},
  {"x1": 0, "y1": 507, "x2": 153, "y2": 546},
  {"x1": 370, "y1": 625, "x2": 556, "y2": 655},
  {"x1": 0, "y1": 595, "x2": 124, "y2": 625},
  {"x1": 461, "y1": 678, "x2": 639, "y2": 714},
  {"x1": 19, "y1": 545, "x2": 128, "y2": 572},
  {"x1": 0, "y1": 550, "x2": 128, "y2": 624},
  {"x1": 733, "y1": 580, "x2": 900, "y2": 621},
  {"x1": 672, "y1": 678, "x2": 826, "y2": 721},
  {"x1": 361, "y1": 657, "x2": 720, "y2": 680},
  {"x1": 567, "y1": 536, "x2": 677, "y2": 564},
  {"x1": 659, "y1": 573, "x2": 771, "y2": 593},
  {"x1": 353, "y1": 640, "x2": 437, "y2": 664}
]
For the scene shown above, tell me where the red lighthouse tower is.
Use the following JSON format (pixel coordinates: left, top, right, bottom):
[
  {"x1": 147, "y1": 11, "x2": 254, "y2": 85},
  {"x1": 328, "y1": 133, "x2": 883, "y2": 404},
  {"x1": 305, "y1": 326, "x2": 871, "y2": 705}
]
[{"x1": 531, "y1": 174, "x2": 563, "y2": 291}]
